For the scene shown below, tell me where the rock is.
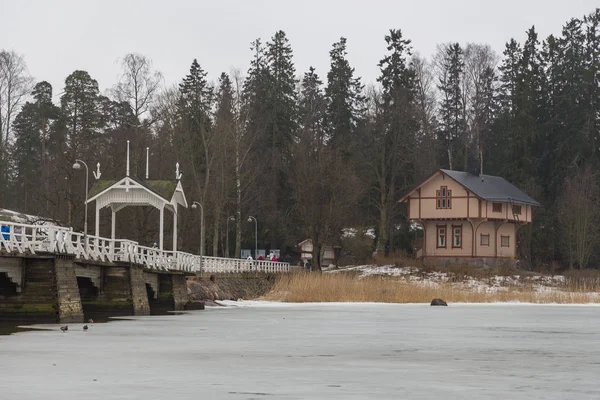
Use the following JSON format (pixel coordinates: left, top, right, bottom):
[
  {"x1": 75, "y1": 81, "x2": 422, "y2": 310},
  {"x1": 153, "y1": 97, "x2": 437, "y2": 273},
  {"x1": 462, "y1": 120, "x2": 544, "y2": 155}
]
[
  {"x1": 184, "y1": 301, "x2": 206, "y2": 310},
  {"x1": 430, "y1": 298, "x2": 448, "y2": 306}
]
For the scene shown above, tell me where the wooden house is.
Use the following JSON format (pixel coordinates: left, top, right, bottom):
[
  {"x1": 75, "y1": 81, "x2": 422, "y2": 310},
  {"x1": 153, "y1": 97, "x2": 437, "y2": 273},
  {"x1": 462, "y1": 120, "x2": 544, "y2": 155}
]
[{"x1": 399, "y1": 169, "x2": 540, "y2": 265}]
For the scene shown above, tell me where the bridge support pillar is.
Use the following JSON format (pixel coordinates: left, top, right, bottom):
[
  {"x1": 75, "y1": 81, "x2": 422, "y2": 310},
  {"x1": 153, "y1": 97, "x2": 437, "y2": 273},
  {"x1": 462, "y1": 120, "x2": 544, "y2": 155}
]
[
  {"x1": 155, "y1": 273, "x2": 188, "y2": 311},
  {"x1": 129, "y1": 265, "x2": 150, "y2": 315},
  {"x1": 54, "y1": 256, "x2": 84, "y2": 323},
  {"x1": 95, "y1": 266, "x2": 136, "y2": 315}
]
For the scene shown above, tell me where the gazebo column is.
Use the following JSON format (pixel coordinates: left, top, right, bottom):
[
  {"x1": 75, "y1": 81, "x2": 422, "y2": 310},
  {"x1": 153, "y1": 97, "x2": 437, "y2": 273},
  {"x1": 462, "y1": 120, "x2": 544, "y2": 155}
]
[
  {"x1": 159, "y1": 205, "x2": 164, "y2": 250},
  {"x1": 172, "y1": 208, "x2": 178, "y2": 251},
  {"x1": 95, "y1": 201, "x2": 100, "y2": 239},
  {"x1": 111, "y1": 207, "x2": 116, "y2": 239}
]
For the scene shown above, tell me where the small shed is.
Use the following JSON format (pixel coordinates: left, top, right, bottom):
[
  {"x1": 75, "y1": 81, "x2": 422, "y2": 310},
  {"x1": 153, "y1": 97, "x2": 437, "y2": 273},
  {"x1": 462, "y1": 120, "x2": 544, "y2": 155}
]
[{"x1": 297, "y1": 238, "x2": 335, "y2": 266}]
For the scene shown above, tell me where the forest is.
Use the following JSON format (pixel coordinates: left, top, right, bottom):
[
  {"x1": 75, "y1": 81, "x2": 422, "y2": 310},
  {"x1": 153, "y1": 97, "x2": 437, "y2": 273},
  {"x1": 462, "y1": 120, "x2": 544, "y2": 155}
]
[{"x1": 0, "y1": 9, "x2": 598, "y2": 269}]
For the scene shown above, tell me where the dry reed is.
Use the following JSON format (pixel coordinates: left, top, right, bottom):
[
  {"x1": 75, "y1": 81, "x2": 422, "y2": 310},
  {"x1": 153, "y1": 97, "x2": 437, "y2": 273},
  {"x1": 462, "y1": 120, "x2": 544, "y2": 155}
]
[{"x1": 265, "y1": 273, "x2": 600, "y2": 304}]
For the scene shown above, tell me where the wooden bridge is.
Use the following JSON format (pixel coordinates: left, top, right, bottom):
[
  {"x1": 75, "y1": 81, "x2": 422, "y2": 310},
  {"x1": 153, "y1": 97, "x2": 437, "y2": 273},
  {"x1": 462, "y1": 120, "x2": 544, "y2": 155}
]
[
  {"x1": 0, "y1": 220, "x2": 290, "y2": 274},
  {"x1": 0, "y1": 219, "x2": 290, "y2": 324},
  {"x1": 0, "y1": 144, "x2": 290, "y2": 322}
]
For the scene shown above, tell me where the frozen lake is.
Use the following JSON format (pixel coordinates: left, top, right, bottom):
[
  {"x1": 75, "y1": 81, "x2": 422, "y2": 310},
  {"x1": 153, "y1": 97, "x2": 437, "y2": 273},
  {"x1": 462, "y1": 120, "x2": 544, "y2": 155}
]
[{"x1": 1, "y1": 302, "x2": 599, "y2": 399}]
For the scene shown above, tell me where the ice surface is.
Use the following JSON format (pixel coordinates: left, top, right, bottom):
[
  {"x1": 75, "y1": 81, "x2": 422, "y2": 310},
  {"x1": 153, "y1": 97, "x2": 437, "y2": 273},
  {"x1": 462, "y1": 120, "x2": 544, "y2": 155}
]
[{"x1": 1, "y1": 303, "x2": 600, "y2": 399}]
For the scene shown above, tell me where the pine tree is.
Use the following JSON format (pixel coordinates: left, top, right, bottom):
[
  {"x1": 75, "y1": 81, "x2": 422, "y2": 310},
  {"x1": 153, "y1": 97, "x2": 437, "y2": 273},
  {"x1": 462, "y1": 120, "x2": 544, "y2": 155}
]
[
  {"x1": 298, "y1": 66, "x2": 326, "y2": 143},
  {"x1": 51, "y1": 71, "x2": 105, "y2": 226},
  {"x1": 176, "y1": 59, "x2": 214, "y2": 255},
  {"x1": 583, "y1": 9, "x2": 600, "y2": 158},
  {"x1": 265, "y1": 30, "x2": 298, "y2": 150},
  {"x1": 437, "y1": 43, "x2": 466, "y2": 170},
  {"x1": 10, "y1": 82, "x2": 58, "y2": 212},
  {"x1": 370, "y1": 29, "x2": 418, "y2": 252},
  {"x1": 292, "y1": 67, "x2": 360, "y2": 269},
  {"x1": 497, "y1": 39, "x2": 522, "y2": 112},
  {"x1": 210, "y1": 72, "x2": 235, "y2": 256},
  {"x1": 325, "y1": 37, "x2": 364, "y2": 157}
]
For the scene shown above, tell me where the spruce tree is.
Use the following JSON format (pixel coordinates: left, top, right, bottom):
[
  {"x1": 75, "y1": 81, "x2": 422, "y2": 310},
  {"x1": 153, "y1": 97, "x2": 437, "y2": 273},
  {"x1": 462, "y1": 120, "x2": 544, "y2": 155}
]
[
  {"x1": 437, "y1": 43, "x2": 466, "y2": 170},
  {"x1": 266, "y1": 30, "x2": 298, "y2": 150},
  {"x1": 325, "y1": 37, "x2": 364, "y2": 157},
  {"x1": 371, "y1": 29, "x2": 418, "y2": 252},
  {"x1": 298, "y1": 66, "x2": 326, "y2": 143}
]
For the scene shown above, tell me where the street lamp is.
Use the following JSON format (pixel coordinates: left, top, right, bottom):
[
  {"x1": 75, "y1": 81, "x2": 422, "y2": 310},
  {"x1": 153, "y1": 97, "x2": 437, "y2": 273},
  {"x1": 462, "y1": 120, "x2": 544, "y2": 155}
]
[
  {"x1": 226, "y1": 216, "x2": 235, "y2": 258},
  {"x1": 247, "y1": 216, "x2": 257, "y2": 259},
  {"x1": 72, "y1": 159, "x2": 89, "y2": 251},
  {"x1": 191, "y1": 201, "x2": 204, "y2": 273}
]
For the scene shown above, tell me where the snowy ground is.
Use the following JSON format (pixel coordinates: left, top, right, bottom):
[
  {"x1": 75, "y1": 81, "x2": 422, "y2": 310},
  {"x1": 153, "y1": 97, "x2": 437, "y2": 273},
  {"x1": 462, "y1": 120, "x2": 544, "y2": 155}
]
[
  {"x1": 324, "y1": 264, "x2": 595, "y2": 295},
  {"x1": 0, "y1": 208, "x2": 60, "y2": 226}
]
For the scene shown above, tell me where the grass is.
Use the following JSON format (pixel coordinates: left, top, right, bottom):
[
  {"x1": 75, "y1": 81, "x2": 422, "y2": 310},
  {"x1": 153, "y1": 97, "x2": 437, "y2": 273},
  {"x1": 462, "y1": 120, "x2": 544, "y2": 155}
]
[{"x1": 264, "y1": 272, "x2": 600, "y2": 304}]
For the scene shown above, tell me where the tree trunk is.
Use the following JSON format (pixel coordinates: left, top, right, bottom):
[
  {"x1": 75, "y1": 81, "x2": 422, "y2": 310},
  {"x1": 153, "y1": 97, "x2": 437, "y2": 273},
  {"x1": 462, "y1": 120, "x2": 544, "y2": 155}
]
[
  {"x1": 235, "y1": 139, "x2": 242, "y2": 259},
  {"x1": 311, "y1": 242, "x2": 322, "y2": 271},
  {"x1": 212, "y1": 212, "x2": 219, "y2": 257}
]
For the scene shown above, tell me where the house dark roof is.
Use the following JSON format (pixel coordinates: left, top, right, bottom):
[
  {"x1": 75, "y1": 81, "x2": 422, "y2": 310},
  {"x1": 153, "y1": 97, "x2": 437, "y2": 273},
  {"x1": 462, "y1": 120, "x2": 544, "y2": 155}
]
[
  {"x1": 88, "y1": 177, "x2": 178, "y2": 201},
  {"x1": 441, "y1": 169, "x2": 541, "y2": 207}
]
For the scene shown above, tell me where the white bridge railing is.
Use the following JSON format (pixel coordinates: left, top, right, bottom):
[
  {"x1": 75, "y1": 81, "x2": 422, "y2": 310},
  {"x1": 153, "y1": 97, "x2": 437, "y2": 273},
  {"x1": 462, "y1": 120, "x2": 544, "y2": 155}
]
[{"x1": 0, "y1": 220, "x2": 290, "y2": 274}]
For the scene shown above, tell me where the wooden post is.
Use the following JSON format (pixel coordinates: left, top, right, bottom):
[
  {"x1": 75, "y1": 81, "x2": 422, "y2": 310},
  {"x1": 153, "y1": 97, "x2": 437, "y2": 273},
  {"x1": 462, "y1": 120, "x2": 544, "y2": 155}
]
[
  {"x1": 111, "y1": 207, "x2": 116, "y2": 240},
  {"x1": 159, "y1": 206, "x2": 164, "y2": 250},
  {"x1": 172, "y1": 207, "x2": 178, "y2": 251},
  {"x1": 95, "y1": 203, "x2": 100, "y2": 249},
  {"x1": 95, "y1": 203, "x2": 100, "y2": 237}
]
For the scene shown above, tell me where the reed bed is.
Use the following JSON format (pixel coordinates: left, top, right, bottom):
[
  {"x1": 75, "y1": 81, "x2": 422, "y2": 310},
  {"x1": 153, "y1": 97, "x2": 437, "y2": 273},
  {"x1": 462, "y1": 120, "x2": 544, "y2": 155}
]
[{"x1": 265, "y1": 273, "x2": 600, "y2": 304}]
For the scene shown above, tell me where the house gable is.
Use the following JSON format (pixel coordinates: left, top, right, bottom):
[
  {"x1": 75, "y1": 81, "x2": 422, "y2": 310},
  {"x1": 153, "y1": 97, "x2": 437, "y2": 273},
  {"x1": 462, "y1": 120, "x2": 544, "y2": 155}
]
[{"x1": 403, "y1": 171, "x2": 479, "y2": 220}]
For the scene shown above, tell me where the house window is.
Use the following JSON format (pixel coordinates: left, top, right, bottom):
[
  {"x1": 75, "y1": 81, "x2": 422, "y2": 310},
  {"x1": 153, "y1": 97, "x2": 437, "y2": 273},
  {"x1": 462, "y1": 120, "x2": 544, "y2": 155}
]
[
  {"x1": 480, "y1": 234, "x2": 490, "y2": 246},
  {"x1": 437, "y1": 226, "x2": 446, "y2": 248},
  {"x1": 492, "y1": 202, "x2": 502, "y2": 213},
  {"x1": 452, "y1": 226, "x2": 462, "y2": 248},
  {"x1": 501, "y1": 235, "x2": 510, "y2": 247},
  {"x1": 512, "y1": 205, "x2": 522, "y2": 215},
  {"x1": 436, "y1": 186, "x2": 452, "y2": 209}
]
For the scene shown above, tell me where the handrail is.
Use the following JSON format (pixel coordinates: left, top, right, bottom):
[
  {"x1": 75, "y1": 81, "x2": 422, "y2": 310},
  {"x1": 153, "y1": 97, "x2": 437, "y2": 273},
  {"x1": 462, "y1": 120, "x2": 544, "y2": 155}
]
[{"x1": 0, "y1": 220, "x2": 289, "y2": 274}]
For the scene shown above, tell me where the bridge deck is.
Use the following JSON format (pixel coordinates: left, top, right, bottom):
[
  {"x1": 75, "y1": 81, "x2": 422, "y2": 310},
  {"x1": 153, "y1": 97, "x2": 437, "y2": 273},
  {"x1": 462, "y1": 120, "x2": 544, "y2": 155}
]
[{"x1": 0, "y1": 221, "x2": 289, "y2": 274}]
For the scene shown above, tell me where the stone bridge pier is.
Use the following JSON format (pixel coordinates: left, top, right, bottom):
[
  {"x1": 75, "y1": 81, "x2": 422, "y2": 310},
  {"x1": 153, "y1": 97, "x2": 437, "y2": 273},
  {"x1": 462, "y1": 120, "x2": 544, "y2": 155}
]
[{"x1": 0, "y1": 255, "x2": 190, "y2": 323}]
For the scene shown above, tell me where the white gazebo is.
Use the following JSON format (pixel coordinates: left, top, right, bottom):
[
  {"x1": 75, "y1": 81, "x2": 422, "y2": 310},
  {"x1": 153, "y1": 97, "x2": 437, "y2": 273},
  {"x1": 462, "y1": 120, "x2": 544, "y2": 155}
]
[{"x1": 86, "y1": 142, "x2": 188, "y2": 250}]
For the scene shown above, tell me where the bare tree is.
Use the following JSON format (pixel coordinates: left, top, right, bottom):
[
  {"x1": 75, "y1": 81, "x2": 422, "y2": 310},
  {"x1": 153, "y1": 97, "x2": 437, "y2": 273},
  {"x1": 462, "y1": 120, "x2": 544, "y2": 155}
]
[
  {"x1": 0, "y1": 50, "x2": 33, "y2": 144},
  {"x1": 113, "y1": 53, "x2": 163, "y2": 122},
  {"x1": 463, "y1": 44, "x2": 498, "y2": 174},
  {"x1": 411, "y1": 53, "x2": 438, "y2": 179},
  {"x1": 558, "y1": 165, "x2": 600, "y2": 269}
]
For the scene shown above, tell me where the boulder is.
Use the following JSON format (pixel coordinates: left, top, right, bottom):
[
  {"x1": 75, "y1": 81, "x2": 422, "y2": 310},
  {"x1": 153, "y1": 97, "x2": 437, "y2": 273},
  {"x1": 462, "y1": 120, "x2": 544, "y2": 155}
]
[{"x1": 430, "y1": 298, "x2": 448, "y2": 306}]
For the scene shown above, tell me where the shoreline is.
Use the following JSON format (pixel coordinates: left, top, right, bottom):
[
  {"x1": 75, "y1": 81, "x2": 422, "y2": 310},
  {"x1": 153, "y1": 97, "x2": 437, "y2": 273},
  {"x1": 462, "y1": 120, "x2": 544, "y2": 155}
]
[{"x1": 215, "y1": 299, "x2": 600, "y2": 307}]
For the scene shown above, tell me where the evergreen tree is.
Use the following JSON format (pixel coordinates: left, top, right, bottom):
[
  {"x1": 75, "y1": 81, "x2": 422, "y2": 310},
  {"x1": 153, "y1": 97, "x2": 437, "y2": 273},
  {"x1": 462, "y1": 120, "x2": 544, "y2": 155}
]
[
  {"x1": 176, "y1": 59, "x2": 214, "y2": 255},
  {"x1": 59, "y1": 70, "x2": 105, "y2": 155},
  {"x1": 298, "y1": 66, "x2": 326, "y2": 143},
  {"x1": 583, "y1": 10, "x2": 600, "y2": 159},
  {"x1": 10, "y1": 82, "x2": 58, "y2": 212},
  {"x1": 325, "y1": 37, "x2": 364, "y2": 157},
  {"x1": 210, "y1": 72, "x2": 236, "y2": 256},
  {"x1": 437, "y1": 43, "x2": 466, "y2": 170},
  {"x1": 265, "y1": 30, "x2": 298, "y2": 150},
  {"x1": 370, "y1": 29, "x2": 418, "y2": 251}
]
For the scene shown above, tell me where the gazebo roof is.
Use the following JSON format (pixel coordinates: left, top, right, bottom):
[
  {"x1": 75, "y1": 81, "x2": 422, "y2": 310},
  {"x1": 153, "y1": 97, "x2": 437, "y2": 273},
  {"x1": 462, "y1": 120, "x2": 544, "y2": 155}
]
[
  {"x1": 87, "y1": 176, "x2": 188, "y2": 210},
  {"x1": 89, "y1": 177, "x2": 178, "y2": 201}
]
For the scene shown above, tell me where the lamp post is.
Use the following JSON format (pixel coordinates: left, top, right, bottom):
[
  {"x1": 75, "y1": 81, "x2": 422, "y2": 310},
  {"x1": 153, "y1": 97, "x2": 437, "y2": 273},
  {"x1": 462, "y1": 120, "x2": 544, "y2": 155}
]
[
  {"x1": 226, "y1": 216, "x2": 235, "y2": 258},
  {"x1": 72, "y1": 159, "x2": 89, "y2": 251},
  {"x1": 191, "y1": 201, "x2": 204, "y2": 273},
  {"x1": 247, "y1": 216, "x2": 257, "y2": 259}
]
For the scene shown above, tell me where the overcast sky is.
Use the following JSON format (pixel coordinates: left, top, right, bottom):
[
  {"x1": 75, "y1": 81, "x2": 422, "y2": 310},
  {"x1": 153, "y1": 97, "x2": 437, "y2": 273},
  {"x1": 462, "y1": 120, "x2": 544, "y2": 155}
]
[{"x1": 1, "y1": 0, "x2": 598, "y2": 99}]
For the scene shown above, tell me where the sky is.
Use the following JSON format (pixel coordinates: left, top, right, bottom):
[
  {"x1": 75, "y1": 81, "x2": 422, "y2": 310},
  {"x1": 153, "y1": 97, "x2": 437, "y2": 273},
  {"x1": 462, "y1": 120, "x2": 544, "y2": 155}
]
[{"x1": 1, "y1": 0, "x2": 598, "y2": 100}]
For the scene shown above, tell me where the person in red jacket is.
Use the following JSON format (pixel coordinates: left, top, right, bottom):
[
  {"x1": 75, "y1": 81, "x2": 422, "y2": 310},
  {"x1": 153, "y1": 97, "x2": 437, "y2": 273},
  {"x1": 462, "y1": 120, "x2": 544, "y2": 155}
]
[
  {"x1": 271, "y1": 254, "x2": 278, "y2": 262},
  {"x1": 257, "y1": 254, "x2": 265, "y2": 260}
]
